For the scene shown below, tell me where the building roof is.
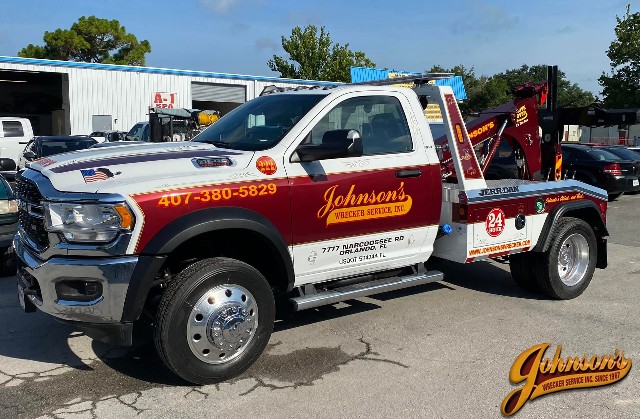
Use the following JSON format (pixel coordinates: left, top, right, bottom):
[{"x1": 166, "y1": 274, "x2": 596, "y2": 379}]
[{"x1": 0, "y1": 55, "x2": 336, "y2": 85}]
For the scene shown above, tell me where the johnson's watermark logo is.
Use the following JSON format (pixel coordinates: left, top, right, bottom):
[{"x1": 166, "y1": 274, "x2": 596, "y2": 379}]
[{"x1": 501, "y1": 343, "x2": 632, "y2": 416}]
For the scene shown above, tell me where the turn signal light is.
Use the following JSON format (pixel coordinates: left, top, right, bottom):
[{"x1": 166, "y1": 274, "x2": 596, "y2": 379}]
[{"x1": 603, "y1": 164, "x2": 622, "y2": 175}]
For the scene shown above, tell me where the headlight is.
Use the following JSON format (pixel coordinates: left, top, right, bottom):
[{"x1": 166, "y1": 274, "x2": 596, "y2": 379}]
[
  {"x1": 44, "y1": 202, "x2": 134, "y2": 243},
  {"x1": 0, "y1": 199, "x2": 18, "y2": 215}
]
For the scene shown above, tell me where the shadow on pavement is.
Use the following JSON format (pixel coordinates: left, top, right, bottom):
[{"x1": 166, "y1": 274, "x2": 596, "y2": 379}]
[
  {"x1": 429, "y1": 258, "x2": 544, "y2": 299},
  {"x1": 0, "y1": 276, "x2": 91, "y2": 371}
]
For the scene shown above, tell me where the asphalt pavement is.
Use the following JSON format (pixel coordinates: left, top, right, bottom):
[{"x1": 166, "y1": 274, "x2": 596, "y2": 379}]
[{"x1": 0, "y1": 194, "x2": 638, "y2": 419}]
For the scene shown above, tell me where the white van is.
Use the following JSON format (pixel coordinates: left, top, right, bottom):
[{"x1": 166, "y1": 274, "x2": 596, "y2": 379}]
[{"x1": 0, "y1": 117, "x2": 34, "y2": 164}]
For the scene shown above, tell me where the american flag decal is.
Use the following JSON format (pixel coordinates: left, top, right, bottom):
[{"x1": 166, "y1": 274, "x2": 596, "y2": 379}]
[{"x1": 80, "y1": 168, "x2": 116, "y2": 183}]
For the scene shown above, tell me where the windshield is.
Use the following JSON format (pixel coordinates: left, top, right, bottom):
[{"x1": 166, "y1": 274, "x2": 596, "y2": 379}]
[
  {"x1": 193, "y1": 93, "x2": 326, "y2": 151},
  {"x1": 40, "y1": 140, "x2": 96, "y2": 157},
  {"x1": 127, "y1": 123, "x2": 147, "y2": 141}
]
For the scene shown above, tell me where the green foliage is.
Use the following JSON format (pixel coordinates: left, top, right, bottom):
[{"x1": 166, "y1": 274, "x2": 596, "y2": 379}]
[
  {"x1": 18, "y1": 16, "x2": 151, "y2": 66},
  {"x1": 268, "y1": 25, "x2": 375, "y2": 82},
  {"x1": 497, "y1": 65, "x2": 594, "y2": 108},
  {"x1": 599, "y1": 5, "x2": 640, "y2": 108},
  {"x1": 429, "y1": 64, "x2": 595, "y2": 116}
]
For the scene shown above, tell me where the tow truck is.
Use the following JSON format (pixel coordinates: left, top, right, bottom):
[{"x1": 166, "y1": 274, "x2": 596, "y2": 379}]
[{"x1": 14, "y1": 75, "x2": 608, "y2": 384}]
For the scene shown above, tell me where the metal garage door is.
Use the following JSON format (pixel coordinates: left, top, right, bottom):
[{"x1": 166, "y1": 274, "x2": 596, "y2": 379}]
[{"x1": 192, "y1": 82, "x2": 246, "y2": 104}]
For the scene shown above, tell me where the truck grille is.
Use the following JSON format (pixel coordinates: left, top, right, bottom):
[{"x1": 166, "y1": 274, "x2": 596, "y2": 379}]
[{"x1": 16, "y1": 176, "x2": 49, "y2": 249}]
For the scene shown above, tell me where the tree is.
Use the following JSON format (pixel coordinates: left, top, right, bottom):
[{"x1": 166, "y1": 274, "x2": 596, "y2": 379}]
[
  {"x1": 268, "y1": 25, "x2": 375, "y2": 82},
  {"x1": 496, "y1": 65, "x2": 595, "y2": 108},
  {"x1": 427, "y1": 64, "x2": 497, "y2": 114},
  {"x1": 599, "y1": 5, "x2": 640, "y2": 108},
  {"x1": 430, "y1": 63, "x2": 595, "y2": 116},
  {"x1": 18, "y1": 16, "x2": 151, "y2": 66}
]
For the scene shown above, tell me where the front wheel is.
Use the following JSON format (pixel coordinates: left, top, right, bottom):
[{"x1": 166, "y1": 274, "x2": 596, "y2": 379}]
[
  {"x1": 154, "y1": 257, "x2": 275, "y2": 384},
  {"x1": 532, "y1": 217, "x2": 597, "y2": 299}
]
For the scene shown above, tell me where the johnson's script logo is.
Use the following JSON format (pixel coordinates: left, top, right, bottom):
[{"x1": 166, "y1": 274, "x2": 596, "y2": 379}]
[
  {"x1": 501, "y1": 343, "x2": 632, "y2": 416},
  {"x1": 317, "y1": 182, "x2": 411, "y2": 226}
]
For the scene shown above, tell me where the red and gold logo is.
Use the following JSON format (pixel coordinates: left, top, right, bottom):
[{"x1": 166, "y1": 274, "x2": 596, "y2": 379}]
[
  {"x1": 514, "y1": 105, "x2": 528, "y2": 127},
  {"x1": 501, "y1": 343, "x2": 632, "y2": 416},
  {"x1": 317, "y1": 182, "x2": 412, "y2": 226},
  {"x1": 256, "y1": 156, "x2": 277, "y2": 175}
]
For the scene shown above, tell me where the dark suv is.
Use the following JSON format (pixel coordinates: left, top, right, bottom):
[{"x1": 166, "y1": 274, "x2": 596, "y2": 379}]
[{"x1": 561, "y1": 144, "x2": 638, "y2": 200}]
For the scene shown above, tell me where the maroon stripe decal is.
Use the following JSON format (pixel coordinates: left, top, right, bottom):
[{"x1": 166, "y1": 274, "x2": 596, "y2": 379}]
[
  {"x1": 132, "y1": 178, "x2": 292, "y2": 252},
  {"x1": 467, "y1": 192, "x2": 605, "y2": 222},
  {"x1": 51, "y1": 149, "x2": 241, "y2": 173},
  {"x1": 444, "y1": 93, "x2": 483, "y2": 179}
]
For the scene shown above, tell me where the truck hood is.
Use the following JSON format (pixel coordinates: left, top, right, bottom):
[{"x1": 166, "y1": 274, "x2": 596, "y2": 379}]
[{"x1": 29, "y1": 142, "x2": 255, "y2": 193}]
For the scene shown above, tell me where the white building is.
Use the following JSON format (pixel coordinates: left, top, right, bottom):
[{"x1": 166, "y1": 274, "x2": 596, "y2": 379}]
[{"x1": 0, "y1": 56, "x2": 332, "y2": 136}]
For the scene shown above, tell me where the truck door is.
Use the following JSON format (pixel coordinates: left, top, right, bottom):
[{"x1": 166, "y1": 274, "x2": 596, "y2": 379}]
[{"x1": 284, "y1": 92, "x2": 441, "y2": 285}]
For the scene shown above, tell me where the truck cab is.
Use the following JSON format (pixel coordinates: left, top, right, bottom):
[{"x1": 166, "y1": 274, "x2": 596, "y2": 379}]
[{"x1": 125, "y1": 121, "x2": 150, "y2": 142}]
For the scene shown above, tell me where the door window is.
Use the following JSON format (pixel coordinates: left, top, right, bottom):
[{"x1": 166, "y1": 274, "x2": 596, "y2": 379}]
[
  {"x1": 2, "y1": 121, "x2": 24, "y2": 138},
  {"x1": 308, "y1": 96, "x2": 413, "y2": 155}
]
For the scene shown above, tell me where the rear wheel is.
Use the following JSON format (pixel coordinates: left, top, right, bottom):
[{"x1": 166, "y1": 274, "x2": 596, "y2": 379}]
[
  {"x1": 154, "y1": 257, "x2": 275, "y2": 384},
  {"x1": 531, "y1": 217, "x2": 597, "y2": 299}
]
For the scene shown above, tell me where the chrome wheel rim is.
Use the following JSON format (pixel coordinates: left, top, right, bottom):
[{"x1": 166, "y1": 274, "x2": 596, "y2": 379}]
[
  {"x1": 187, "y1": 284, "x2": 258, "y2": 364},
  {"x1": 557, "y1": 233, "x2": 589, "y2": 286}
]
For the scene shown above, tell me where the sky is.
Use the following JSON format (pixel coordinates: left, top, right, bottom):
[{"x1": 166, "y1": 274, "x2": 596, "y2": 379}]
[{"x1": 0, "y1": 0, "x2": 638, "y2": 97}]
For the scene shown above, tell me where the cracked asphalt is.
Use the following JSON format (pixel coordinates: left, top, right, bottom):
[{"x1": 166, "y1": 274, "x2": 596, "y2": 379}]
[{"x1": 0, "y1": 195, "x2": 638, "y2": 419}]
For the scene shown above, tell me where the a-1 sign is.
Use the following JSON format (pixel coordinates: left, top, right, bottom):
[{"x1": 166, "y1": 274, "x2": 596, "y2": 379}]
[{"x1": 153, "y1": 92, "x2": 177, "y2": 108}]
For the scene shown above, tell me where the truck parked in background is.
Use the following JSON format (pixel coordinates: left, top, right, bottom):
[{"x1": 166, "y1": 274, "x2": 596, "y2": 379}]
[
  {"x1": 0, "y1": 117, "x2": 33, "y2": 167},
  {"x1": 126, "y1": 108, "x2": 220, "y2": 142}
]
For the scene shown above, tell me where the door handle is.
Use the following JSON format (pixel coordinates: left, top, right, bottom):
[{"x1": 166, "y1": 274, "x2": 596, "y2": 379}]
[{"x1": 396, "y1": 169, "x2": 421, "y2": 178}]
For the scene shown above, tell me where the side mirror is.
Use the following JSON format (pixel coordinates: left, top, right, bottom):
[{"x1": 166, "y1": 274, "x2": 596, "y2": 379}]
[
  {"x1": 0, "y1": 158, "x2": 16, "y2": 171},
  {"x1": 23, "y1": 151, "x2": 36, "y2": 161},
  {"x1": 293, "y1": 129, "x2": 363, "y2": 162}
]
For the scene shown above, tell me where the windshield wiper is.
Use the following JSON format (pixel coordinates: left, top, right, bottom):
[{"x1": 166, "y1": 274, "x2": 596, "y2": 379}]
[{"x1": 210, "y1": 140, "x2": 232, "y2": 148}]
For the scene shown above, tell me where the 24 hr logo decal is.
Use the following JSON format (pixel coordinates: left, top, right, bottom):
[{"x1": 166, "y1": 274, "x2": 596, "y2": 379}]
[{"x1": 486, "y1": 208, "x2": 505, "y2": 237}]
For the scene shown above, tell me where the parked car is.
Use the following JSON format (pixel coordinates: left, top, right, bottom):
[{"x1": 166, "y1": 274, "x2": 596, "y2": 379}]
[
  {"x1": 90, "y1": 130, "x2": 128, "y2": 143},
  {"x1": 594, "y1": 146, "x2": 640, "y2": 194},
  {"x1": 627, "y1": 146, "x2": 640, "y2": 156},
  {"x1": 90, "y1": 140, "x2": 148, "y2": 149},
  {"x1": 0, "y1": 175, "x2": 17, "y2": 276},
  {"x1": 561, "y1": 143, "x2": 638, "y2": 201},
  {"x1": 483, "y1": 140, "x2": 520, "y2": 180},
  {"x1": 18, "y1": 136, "x2": 97, "y2": 169},
  {"x1": 125, "y1": 122, "x2": 150, "y2": 142}
]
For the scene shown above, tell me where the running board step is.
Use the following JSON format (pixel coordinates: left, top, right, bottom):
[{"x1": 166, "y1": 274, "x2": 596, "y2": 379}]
[{"x1": 291, "y1": 270, "x2": 443, "y2": 311}]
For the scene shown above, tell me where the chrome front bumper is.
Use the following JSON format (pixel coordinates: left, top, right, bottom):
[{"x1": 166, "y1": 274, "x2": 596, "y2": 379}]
[{"x1": 14, "y1": 235, "x2": 138, "y2": 324}]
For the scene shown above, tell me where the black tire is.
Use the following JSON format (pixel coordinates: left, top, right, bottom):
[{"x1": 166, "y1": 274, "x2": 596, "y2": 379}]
[
  {"x1": 508, "y1": 252, "x2": 542, "y2": 293},
  {"x1": 154, "y1": 257, "x2": 275, "y2": 384},
  {"x1": 531, "y1": 217, "x2": 597, "y2": 300},
  {"x1": 0, "y1": 246, "x2": 16, "y2": 277},
  {"x1": 608, "y1": 192, "x2": 623, "y2": 202}
]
